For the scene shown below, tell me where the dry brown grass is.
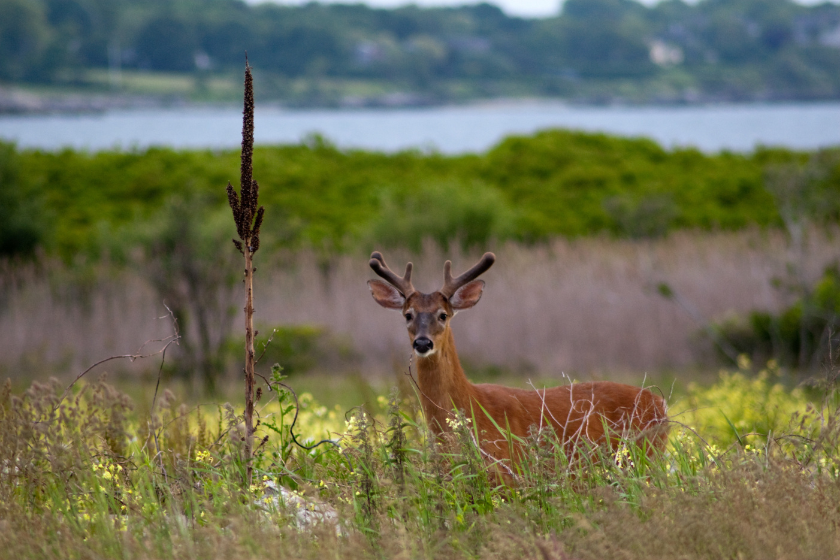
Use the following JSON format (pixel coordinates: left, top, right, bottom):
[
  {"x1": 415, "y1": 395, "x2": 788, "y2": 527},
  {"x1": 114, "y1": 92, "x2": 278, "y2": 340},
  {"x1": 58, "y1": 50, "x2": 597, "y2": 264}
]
[{"x1": 2, "y1": 228, "x2": 839, "y2": 382}]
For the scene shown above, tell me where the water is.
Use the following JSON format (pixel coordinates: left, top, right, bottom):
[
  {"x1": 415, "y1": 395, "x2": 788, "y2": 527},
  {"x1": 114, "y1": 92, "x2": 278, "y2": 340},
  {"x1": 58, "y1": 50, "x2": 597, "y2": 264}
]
[{"x1": 1, "y1": 100, "x2": 839, "y2": 154}]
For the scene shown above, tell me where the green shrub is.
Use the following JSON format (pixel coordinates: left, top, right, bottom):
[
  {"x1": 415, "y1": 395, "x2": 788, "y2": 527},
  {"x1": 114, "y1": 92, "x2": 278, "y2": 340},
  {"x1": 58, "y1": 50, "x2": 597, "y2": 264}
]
[
  {"x1": 367, "y1": 180, "x2": 518, "y2": 252},
  {"x1": 679, "y1": 357, "x2": 814, "y2": 447},
  {"x1": 714, "y1": 266, "x2": 840, "y2": 367},
  {"x1": 0, "y1": 143, "x2": 44, "y2": 257},
  {"x1": 229, "y1": 325, "x2": 352, "y2": 376},
  {"x1": 7, "y1": 135, "x2": 839, "y2": 260}
]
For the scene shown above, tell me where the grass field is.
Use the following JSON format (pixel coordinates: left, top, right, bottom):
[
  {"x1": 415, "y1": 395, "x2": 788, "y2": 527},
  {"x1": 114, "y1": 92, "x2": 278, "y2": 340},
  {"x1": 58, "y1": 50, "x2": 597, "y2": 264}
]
[
  {"x1": 0, "y1": 354, "x2": 837, "y2": 560},
  {"x1": 2, "y1": 229, "x2": 838, "y2": 558},
  {"x1": 4, "y1": 221, "x2": 839, "y2": 558}
]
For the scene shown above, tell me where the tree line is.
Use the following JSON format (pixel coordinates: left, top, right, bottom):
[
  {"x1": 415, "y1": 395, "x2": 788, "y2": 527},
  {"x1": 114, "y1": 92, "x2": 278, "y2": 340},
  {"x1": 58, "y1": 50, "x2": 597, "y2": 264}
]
[{"x1": 2, "y1": 0, "x2": 840, "y2": 102}]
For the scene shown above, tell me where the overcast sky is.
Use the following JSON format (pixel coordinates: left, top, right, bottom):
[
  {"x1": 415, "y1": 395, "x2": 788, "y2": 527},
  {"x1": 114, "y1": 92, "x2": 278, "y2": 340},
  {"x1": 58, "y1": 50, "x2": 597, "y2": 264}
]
[{"x1": 247, "y1": 0, "x2": 837, "y2": 19}]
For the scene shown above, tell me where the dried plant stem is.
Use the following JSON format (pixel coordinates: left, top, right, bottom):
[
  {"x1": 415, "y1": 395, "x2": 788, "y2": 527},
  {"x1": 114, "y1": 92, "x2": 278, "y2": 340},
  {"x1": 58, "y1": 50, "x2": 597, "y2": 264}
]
[
  {"x1": 49, "y1": 307, "x2": 180, "y2": 418},
  {"x1": 243, "y1": 243, "x2": 256, "y2": 482},
  {"x1": 227, "y1": 59, "x2": 265, "y2": 487}
]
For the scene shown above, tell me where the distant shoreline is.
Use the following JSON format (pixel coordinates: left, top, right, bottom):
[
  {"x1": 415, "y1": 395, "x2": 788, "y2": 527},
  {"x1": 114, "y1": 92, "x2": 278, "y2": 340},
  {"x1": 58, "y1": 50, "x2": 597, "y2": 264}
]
[{"x1": 4, "y1": 85, "x2": 840, "y2": 117}]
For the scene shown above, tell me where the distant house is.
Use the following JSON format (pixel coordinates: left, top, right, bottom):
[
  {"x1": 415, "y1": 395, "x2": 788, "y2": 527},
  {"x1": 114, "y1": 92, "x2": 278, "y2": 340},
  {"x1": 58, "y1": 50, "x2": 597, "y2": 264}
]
[{"x1": 649, "y1": 40, "x2": 683, "y2": 67}]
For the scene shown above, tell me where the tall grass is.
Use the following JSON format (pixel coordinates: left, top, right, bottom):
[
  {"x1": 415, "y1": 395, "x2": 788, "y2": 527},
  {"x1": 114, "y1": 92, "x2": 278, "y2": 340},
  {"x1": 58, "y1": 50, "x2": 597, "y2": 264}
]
[
  {"x1": 3, "y1": 228, "x2": 840, "y2": 382},
  {"x1": 0, "y1": 359, "x2": 838, "y2": 560}
]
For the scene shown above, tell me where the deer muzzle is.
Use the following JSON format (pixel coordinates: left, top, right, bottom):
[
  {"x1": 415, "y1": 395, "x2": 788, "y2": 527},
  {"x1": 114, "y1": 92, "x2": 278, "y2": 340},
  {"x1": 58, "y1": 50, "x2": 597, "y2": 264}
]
[{"x1": 413, "y1": 337, "x2": 434, "y2": 356}]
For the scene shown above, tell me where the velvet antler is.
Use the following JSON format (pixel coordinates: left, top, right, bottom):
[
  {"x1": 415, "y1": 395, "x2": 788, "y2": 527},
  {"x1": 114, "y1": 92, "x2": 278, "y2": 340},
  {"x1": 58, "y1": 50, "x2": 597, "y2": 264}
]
[
  {"x1": 369, "y1": 251, "x2": 416, "y2": 298},
  {"x1": 440, "y1": 252, "x2": 496, "y2": 298}
]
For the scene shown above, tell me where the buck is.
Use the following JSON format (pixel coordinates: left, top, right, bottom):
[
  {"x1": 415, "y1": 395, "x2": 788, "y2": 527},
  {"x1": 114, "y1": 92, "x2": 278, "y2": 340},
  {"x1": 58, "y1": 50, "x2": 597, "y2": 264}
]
[{"x1": 367, "y1": 251, "x2": 668, "y2": 475}]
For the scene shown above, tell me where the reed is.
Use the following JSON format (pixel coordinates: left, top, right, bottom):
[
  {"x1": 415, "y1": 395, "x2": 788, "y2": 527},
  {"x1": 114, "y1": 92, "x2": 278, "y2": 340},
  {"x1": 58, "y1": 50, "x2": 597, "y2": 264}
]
[{"x1": 2, "y1": 227, "x2": 840, "y2": 383}]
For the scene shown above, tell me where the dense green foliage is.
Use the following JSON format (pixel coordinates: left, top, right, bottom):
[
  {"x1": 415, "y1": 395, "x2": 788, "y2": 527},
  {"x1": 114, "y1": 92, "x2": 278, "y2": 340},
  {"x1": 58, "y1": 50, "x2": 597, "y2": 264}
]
[
  {"x1": 717, "y1": 266, "x2": 840, "y2": 369},
  {"x1": 5, "y1": 131, "x2": 839, "y2": 260},
  {"x1": 681, "y1": 357, "x2": 815, "y2": 445},
  {"x1": 3, "y1": 0, "x2": 840, "y2": 103},
  {"x1": 0, "y1": 142, "x2": 43, "y2": 256},
  {"x1": 229, "y1": 325, "x2": 350, "y2": 377}
]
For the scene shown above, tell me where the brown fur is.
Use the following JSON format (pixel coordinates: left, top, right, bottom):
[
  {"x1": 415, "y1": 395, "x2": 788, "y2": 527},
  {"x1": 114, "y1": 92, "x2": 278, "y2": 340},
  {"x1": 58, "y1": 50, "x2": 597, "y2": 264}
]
[
  {"x1": 414, "y1": 328, "x2": 668, "y2": 463},
  {"x1": 369, "y1": 254, "x2": 669, "y2": 477}
]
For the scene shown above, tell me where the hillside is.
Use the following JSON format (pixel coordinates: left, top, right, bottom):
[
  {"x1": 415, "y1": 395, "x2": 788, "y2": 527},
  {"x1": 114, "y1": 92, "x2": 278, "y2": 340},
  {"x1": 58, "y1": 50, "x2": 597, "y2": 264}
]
[{"x1": 2, "y1": 0, "x2": 840, "y2": 107}]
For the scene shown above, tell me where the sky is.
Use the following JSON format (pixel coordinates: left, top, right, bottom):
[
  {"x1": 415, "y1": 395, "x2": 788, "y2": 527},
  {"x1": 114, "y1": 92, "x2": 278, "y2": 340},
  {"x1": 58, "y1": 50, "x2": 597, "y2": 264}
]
[{"x1": 247, "y1": 0, "x2": 836, "y2": 19}]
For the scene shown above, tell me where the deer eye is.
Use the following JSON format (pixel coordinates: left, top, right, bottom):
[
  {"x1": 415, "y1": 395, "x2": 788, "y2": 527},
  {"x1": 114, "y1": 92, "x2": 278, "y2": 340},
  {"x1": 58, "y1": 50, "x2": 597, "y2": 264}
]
[
  {"x1": 438, "y1": 313, "x2": 447, "y2": 322},
  {"x1": 404, "y1": 313, "x2": 413, "y2": 321}
]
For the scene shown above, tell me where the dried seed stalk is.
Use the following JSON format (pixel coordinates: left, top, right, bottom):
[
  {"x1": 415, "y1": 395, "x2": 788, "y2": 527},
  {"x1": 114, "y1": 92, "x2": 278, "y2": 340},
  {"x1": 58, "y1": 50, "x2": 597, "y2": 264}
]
[{"x1": 227, "y1": 60, "x2": 265, "y2": 486}]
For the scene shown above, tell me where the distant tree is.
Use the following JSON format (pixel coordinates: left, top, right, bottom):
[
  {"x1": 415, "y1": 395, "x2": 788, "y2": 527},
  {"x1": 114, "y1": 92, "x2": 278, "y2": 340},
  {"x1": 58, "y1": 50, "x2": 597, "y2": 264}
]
[
  {"x1": 256, "y1": 25, "x2": 342, "y2": 77},
  {"x1": 0, "y1": 0, "x2": 51, "y2": 81},
  {"x1": 3, "y1": 0, "x2": 840, "y2": 101},
  {"x1": 562, "y1": 0, "x2": 645, "y2": 22},
  {"x1": 135, "y1": 16, "x2": 197, "y2": 72},
  {"x1": 200, "y1": 19, "x2": 251, "y2": 68},
  {"x1": 561, "y1": 23, "x2": 654, "y2": 77},
  {"x1": 45, "y1": 0, "x2": 92, "y2": 35}
]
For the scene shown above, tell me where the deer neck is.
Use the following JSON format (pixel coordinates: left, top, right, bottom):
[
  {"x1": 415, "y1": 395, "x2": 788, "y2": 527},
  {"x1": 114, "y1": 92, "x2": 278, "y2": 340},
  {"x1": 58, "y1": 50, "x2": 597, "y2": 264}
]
[{"x1": 415, "y1": 327, "x2": 476, "y2": 433}]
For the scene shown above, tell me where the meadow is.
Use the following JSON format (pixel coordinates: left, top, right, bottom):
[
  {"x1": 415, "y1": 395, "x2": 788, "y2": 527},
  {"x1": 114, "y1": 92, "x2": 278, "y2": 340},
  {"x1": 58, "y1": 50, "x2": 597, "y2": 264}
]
[
  {"x1": 3, "y1": 229, "x2": 840, "y2": 560},
  {"x1": 3, "y1": 120, "x2": 840, "y2": 558},
  {"x1": 1, "y1": 356, "x2": 839, "y2": 560}
]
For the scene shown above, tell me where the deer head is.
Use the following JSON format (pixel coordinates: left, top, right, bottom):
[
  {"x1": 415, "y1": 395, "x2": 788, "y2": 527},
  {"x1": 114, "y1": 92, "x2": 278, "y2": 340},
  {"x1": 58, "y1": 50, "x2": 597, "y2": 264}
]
[{"x1": 367, "y1": 251, "x2": 495, "y2": 357}]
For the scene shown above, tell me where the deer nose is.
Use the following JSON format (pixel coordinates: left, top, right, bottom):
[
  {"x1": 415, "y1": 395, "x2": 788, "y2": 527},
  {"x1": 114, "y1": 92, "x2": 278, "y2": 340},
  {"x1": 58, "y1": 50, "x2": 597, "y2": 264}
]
[{"x1": 413, "y1": 337, "x2": 433, "y2": 354}]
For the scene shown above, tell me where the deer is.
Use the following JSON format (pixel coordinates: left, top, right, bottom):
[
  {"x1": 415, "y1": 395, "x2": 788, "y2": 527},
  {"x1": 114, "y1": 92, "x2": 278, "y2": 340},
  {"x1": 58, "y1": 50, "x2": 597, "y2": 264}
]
[{"x1": 367, "y1": 251, "x2": 669, "y2": 479}]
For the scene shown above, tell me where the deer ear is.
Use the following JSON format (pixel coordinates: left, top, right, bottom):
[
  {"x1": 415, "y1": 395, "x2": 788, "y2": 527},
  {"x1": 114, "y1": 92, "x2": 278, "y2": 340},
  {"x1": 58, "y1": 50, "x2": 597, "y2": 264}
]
[
  {"x1": 368, "y1": 279, "x2": 405, "y2": 310},
  {"x1": 450, "y1": 280, "x2": 484, "y2": 310}
]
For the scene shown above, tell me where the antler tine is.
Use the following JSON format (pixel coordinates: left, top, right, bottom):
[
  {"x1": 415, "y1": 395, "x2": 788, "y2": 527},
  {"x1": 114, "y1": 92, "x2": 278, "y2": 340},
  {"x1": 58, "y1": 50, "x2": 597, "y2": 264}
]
[
  {"x1": 440, "y1": 252, "x2": 496, "y2": 298},
  {"x1": 369, "y1": 251, "x2": 416, "y2": 298}
]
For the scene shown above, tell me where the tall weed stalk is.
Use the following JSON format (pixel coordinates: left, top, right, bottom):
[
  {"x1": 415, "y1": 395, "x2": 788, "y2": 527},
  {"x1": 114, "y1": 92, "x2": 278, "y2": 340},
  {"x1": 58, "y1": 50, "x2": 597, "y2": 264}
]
[{"x1": 226, "y1": 60, "x2": 266, "y2": 485}]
